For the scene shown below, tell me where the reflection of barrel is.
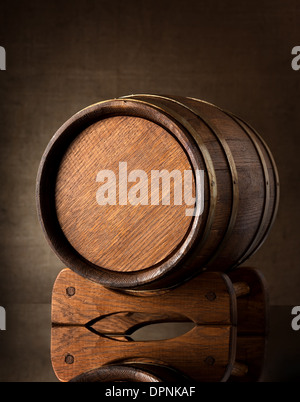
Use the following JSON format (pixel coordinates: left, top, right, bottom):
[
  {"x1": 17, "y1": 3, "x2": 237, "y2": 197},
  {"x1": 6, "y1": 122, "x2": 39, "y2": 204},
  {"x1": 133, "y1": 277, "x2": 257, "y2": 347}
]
[
  {"x1": 36, "y1": 94, "x2": 279, "y2": 290},
  {"x1": 70, "y1": 362, "x2": 187, "y2": 382}
]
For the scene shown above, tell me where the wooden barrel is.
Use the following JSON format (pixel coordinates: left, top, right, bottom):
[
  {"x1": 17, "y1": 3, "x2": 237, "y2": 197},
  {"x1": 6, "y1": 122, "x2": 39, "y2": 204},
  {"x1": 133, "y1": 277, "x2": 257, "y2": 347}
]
[{"x1": 36, "y1": 94, "x2": 279, "y2": 290}]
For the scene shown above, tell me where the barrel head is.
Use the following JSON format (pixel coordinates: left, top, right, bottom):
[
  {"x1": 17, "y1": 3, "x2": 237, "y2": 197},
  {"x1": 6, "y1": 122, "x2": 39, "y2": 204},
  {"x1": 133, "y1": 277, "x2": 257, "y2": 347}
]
[
  {"x1": 37, "y1": 98, "x2": 203, "y2": 289},
  {"x1": 55, "y1": 115, "x2": 195, "y2": 273}
]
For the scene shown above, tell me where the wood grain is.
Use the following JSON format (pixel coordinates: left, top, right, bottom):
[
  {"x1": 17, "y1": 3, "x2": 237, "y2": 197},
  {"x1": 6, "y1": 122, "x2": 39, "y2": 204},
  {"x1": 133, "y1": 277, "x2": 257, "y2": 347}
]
[
  {"x1": 227, "y1": 267, "x2": 269, "y2": 336},
  {"x1": 52, "y1": 324, "x2": 234, "y2": 382},
  {"x1": 125, "y1": 95, "x2": 279, "y2": 276},
  {"x1": 51, "y1": 268, "x2": 237, "y2": 381},
  {"x1": 50, "y1": 267, "x2": 268, "y2": 382},
  {"x1": 228, "y1": 336, "x2": 267, "y2": 382},
  {"x1": 55, "y1": 116, "x2": 195, "y2": 272},
  {"x1": 51, "y1": 268, "x2": 236, "y2": 327}
]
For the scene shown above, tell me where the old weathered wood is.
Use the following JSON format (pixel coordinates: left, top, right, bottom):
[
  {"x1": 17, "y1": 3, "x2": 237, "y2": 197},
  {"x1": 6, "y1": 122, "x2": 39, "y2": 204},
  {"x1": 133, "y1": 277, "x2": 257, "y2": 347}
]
[
  {"x1": 55, "y1": 116, "x2": 195, "y2": 273},
  {"x1": 227, "y1": 267, "x2": 268, "y2": 382},
  {"x1": 227, "y1": 267, "x2": 269, "y2": 335},
  {"x1": 51, "y1": 268, "x2": 237, "y2": 382},
  {"x1": 233, "y1": 282, "x2": 250, "y2": 298},
  {"x1": 52, "y1": 324, "x2": 234, "y2": 382},
  {"x1": 231, "y1": 361, "x2": 249, "y2": 377},
  {"x1": 228, "y1": 336, "x2": 267, "y2": 382},
  {"x1": 51, "y1": 267, "x2": 267, "y2": 382},
  {"x1": 52, "y1": 268, "x2": 236, "y2": 328},
  {"x1": 37, "y1": 95, "x2": 279, "y2": 290}
]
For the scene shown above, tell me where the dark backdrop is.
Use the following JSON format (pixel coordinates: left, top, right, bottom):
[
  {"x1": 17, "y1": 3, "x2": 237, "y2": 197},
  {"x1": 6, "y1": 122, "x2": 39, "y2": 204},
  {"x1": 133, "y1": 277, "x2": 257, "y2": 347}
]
[{"x1": 0, "y1": 0, "x2": 299, "y2": 382}]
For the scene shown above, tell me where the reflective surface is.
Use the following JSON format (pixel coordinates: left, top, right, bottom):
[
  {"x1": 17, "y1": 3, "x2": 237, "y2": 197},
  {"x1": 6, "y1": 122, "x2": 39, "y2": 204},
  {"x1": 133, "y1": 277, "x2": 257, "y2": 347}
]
[{"x1": 0, "y1": 305, "x2": 299, "y2": 382}]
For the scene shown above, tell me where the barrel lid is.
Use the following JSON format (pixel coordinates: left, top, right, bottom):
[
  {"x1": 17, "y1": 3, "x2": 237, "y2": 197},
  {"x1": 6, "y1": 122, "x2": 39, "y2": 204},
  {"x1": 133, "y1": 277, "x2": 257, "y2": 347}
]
[{"x1": 37, "y1": 99, "x2": 202, "y2": 288}]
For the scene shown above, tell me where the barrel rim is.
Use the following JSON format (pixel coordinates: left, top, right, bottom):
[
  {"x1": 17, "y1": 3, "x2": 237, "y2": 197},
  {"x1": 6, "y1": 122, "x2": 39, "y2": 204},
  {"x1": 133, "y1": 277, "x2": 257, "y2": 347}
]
[{"x1": 36, "y1": 98, "x2": 204, "y2": 289}]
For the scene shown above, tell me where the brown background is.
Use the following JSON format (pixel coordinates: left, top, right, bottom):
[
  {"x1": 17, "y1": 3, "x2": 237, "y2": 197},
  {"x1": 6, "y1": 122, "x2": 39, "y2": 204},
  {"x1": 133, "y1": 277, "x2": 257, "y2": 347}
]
[{"x1": 0, "y1": 0, "x2": 299, "y2": 381}]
